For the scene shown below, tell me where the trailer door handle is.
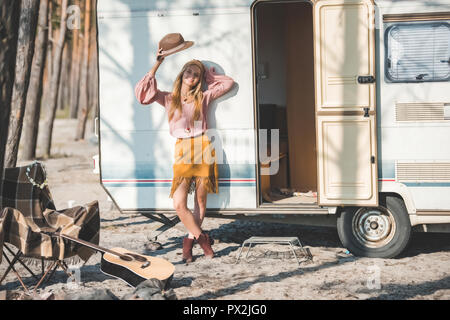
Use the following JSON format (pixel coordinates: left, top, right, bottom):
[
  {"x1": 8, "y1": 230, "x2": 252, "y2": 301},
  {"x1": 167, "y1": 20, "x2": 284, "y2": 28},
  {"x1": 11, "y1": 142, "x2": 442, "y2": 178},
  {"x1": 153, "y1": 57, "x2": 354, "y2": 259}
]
[{"x1": 358, "y1": 75, "x2": 376, "y2": 84}]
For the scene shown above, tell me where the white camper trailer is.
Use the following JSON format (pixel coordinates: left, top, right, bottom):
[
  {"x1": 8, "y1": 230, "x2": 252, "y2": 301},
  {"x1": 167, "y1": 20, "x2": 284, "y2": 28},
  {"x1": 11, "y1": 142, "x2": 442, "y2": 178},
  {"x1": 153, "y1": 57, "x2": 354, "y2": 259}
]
[{"x1": 96, "y1": 0, "x2": 450, "y2": 258}]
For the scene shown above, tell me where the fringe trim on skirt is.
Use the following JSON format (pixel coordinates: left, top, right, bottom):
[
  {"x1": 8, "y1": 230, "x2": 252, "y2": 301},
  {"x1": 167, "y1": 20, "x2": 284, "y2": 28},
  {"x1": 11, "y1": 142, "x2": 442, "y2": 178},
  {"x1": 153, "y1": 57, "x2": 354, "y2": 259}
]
[{"x1": 169, "y1": 176, "x2": 218, "y2": 198}]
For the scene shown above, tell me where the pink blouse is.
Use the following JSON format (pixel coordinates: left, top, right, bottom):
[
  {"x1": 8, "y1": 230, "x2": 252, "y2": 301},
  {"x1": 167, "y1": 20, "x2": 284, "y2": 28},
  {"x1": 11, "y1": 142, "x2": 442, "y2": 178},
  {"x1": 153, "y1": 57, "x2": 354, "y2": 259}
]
[{"x1": 135, "y1": 68, "x2": 234, "y2": 138}]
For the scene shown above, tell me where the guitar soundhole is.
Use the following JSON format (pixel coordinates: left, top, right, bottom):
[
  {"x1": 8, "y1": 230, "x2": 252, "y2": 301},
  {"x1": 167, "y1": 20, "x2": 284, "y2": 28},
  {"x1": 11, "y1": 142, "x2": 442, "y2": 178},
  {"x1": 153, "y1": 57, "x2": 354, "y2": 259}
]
[
  {"x1": 125, "y1": 253, "x2": 147, "y2": 263},
  {"x1": 119, "y1": 255, "x2": 133, "y2": 262}
]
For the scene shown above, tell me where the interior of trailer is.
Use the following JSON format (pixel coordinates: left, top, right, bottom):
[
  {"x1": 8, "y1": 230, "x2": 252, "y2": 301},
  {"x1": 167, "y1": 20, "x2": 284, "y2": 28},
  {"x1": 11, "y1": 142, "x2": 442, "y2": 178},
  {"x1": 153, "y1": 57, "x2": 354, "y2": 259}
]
[{"x1": 255, "y1": 1, "x2": 318, "y2": 205}]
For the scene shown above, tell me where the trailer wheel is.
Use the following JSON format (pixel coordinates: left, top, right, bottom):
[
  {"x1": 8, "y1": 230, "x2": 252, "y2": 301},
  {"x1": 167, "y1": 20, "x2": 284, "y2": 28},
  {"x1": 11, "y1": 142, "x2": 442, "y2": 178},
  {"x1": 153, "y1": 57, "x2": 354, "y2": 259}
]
[{"x1": 337, "y1": 196, "x2": 411, "y2": 258}]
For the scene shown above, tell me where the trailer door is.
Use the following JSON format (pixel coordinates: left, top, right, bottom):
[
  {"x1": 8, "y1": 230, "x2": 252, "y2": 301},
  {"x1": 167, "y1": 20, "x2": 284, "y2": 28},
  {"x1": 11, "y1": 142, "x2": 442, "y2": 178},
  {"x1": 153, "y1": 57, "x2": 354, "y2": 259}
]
[{"x1": 314, "y1": 0, "x2": 378, "y2": 206}]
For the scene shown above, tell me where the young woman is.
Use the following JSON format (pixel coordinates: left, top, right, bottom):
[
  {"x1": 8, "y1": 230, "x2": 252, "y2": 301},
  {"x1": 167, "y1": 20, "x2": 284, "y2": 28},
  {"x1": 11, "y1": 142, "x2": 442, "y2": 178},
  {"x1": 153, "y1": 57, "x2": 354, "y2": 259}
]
[{"x1": 135, "y1": 49, "x2": 234, "y2": 262}]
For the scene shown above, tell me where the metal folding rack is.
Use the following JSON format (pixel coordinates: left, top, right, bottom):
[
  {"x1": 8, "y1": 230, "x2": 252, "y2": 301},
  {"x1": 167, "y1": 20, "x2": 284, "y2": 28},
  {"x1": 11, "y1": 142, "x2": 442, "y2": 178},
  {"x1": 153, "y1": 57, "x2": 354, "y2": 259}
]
[{"x1": 235, "y1": 236, "x2": 313, "y2": 266}]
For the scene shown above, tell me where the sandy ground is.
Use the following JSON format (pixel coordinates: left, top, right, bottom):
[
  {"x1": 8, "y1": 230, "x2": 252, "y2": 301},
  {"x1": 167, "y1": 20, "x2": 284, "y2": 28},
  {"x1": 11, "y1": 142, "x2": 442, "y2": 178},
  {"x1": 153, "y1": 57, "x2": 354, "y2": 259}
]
[{"x1": 1, "y1": 118, "x2": 450, "y2": 300}]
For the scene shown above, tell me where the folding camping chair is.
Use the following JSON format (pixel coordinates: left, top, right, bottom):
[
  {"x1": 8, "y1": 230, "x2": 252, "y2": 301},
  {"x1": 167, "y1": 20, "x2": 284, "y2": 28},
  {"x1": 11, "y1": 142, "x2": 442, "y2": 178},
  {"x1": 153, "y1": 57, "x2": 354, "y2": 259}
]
[
  {"x1": 0, "y1": 241, "x2": 72, "y2": 293},
  {"x1": 0, "y1": 162, "x2": 100, "y2": 293}
]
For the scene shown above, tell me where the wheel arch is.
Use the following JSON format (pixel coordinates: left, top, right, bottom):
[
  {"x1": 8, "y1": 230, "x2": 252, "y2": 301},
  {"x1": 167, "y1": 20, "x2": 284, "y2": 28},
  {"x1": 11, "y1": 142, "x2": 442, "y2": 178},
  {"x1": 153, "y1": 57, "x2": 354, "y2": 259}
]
[
  {"x1": 378, "y1": 182, "x2": 416, "y2": 214},
  {"x1": 335, "y1": 182, "x2": 415, "y2": 217}
]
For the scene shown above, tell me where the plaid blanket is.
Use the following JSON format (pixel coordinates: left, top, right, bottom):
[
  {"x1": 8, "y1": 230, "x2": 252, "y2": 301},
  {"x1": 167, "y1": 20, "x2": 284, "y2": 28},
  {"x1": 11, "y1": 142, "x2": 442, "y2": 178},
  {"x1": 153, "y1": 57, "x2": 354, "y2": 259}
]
[{"x1": 0, "y1": 162, "x2": 100, "y2": 264}]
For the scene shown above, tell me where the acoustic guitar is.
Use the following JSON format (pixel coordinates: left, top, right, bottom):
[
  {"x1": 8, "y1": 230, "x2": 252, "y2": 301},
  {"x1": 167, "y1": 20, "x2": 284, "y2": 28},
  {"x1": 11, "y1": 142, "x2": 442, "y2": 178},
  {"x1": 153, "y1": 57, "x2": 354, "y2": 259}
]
[{"x1": 45, "y1": 232, "x2": 175, "y2": 288}]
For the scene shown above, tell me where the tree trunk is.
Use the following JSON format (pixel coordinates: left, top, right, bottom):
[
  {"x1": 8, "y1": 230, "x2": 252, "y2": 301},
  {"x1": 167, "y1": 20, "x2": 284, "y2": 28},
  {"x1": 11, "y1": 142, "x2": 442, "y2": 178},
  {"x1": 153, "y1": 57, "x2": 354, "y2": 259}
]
[
  {"x1": 75, "y1": 0, "x2": 92, "y2": 141},
  {"x1": 4, "y1": 0, "x2": 40, "y2": 168},
  {"x1": 0, "y1": 0, "x2": 21, "y2": 181},
  {"x1": 41, "y1": 0, "x2": 53, "y2": 121},
  {"x1": 40, "y1": 0, "x2": 68, "y2": 158},
  {"x1": 88, "y1": 0, "x2": 98, "y2": 136},
  {"x1": 57, "y1": 41, "x2": 70, "y2": 111},
  {"x1": 21, "y1": 0, "x2": 49, "y2": 161},
  {"x1": 69, "y1": 0, "x2": 81, "y2": 119},
  {"x1": 63, "y1": 43, "x2": 72, "y2": 112}
]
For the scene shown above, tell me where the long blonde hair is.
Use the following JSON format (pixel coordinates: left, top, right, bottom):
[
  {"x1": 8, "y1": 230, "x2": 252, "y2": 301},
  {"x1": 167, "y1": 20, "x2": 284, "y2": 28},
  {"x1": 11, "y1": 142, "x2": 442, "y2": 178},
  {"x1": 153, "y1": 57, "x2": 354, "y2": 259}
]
[{"x1": 168, "y1": 60, "x2": 206, "y2": 125}]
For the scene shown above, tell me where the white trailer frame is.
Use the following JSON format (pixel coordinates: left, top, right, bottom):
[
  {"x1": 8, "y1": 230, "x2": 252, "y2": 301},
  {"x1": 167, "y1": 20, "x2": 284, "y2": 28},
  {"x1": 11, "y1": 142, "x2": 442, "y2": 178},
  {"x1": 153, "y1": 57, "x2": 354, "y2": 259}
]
[{"x1": 96, "y1": 0, "x2": 450, "y2": 258}]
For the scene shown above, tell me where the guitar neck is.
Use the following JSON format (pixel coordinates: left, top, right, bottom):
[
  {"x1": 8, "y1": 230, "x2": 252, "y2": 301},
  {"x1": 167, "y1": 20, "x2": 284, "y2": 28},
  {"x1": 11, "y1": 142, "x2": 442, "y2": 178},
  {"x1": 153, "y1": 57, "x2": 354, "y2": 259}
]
[{"x1": 55, "y1": 233, "x2": 120, "y2": 257}]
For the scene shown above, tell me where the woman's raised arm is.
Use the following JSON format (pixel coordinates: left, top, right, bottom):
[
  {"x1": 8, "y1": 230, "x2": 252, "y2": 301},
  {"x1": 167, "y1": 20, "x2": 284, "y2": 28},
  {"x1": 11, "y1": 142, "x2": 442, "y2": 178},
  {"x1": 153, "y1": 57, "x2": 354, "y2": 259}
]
[
  {"x1": 203, "y1": 67, "x2": 235, "y2": 103},
  {"x1": 134, "y1": 50, "x2": 170, "y2": 106}
]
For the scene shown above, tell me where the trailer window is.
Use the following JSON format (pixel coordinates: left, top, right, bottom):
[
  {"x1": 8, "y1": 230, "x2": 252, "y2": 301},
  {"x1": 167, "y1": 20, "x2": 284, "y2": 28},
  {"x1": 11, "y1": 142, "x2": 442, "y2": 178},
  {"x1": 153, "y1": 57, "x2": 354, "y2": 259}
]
[{"x1": 385, "y1": 22, "x2": 450, "y2": 83}]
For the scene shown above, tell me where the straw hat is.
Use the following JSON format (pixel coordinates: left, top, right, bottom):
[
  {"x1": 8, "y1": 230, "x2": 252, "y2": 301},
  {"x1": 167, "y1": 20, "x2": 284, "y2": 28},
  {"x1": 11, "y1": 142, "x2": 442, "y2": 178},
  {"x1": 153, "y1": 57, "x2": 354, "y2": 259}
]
[{"x1": 158, "y1": 33, "x2": 194, "y2": 58}]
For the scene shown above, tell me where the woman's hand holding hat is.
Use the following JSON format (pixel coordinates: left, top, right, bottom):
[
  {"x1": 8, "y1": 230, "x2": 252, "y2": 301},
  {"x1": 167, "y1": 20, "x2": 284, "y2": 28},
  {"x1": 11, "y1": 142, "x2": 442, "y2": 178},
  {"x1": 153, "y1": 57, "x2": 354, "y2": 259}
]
[
  {"x1": 149, "y1": 48, "x2": 165, "y2": 76},
  {"x1": 156, "y1": 48, "x2": 165, "y2": 62}
]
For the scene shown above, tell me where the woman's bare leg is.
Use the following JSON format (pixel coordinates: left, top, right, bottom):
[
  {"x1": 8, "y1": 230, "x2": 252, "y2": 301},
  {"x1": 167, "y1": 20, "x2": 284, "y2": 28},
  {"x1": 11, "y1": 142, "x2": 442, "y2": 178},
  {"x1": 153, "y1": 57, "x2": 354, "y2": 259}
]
[
  {"x1": 192, "y1": 181, "x2": 214, "y2": 258},
  {"x1": 193, "y1": 182, "x2": 208, "y2": 228},
  {"x1": 172, "y1": 180, "x2": 202, "y2": 239}
]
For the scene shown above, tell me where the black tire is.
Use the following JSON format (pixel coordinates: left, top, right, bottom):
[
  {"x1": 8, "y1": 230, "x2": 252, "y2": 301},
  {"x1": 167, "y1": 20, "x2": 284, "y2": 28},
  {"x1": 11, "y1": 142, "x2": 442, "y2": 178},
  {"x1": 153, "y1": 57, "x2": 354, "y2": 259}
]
[{"x1": 337, "y1": 195, "x2": 411, "y2": 258}]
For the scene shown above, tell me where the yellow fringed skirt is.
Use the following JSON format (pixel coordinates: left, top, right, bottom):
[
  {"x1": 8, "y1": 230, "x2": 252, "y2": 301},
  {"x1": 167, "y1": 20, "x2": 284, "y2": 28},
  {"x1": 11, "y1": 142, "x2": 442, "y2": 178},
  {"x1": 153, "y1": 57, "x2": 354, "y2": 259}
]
[{"x1": 169, "y1": 134, "x2": 219, "y2": 198}]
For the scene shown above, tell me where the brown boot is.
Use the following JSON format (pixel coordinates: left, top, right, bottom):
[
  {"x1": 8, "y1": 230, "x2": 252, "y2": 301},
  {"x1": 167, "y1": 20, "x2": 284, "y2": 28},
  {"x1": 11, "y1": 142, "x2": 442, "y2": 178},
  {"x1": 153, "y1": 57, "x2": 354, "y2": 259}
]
[
  {"x1": 196, "y1": 233, "x2": 214, "y2": 259},
  {"x1": 205, "y1": 232, "x2": 214, "y2": 245},
  {"x1": 182, "y1": 237, "x2": 194, "y2": 263}
]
